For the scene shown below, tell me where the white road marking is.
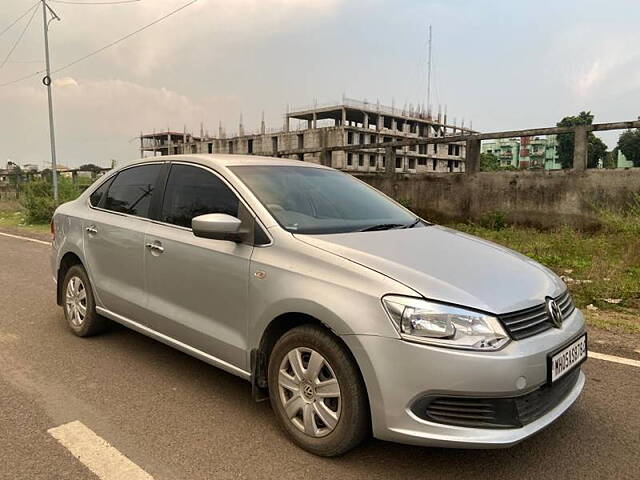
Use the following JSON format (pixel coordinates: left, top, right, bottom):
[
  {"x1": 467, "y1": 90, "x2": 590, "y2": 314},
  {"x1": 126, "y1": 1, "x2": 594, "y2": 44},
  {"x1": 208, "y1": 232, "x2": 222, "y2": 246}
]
[
  {"x1": 48, "y1": 421, "x2": 153, "y2": 480},
  {"x1": 589, "y1": 351, "x2": 640, "y2": 368},
  {"x1": 0, "y1": 231, "x2": 50, "y2": 246}
]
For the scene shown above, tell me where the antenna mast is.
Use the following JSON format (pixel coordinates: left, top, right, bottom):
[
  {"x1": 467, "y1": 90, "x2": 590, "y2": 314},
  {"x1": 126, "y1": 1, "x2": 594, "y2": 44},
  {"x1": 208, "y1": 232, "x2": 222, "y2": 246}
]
[{"x1": 426, "y1": 24, "x2": 433, "y2": 116}]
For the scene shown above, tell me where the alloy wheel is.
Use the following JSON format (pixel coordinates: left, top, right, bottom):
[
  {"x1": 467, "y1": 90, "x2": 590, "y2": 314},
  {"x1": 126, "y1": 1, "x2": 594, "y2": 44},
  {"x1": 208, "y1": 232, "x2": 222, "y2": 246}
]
[{"x1": 65, "y1": 276, "x2": 87, "y2": 327}]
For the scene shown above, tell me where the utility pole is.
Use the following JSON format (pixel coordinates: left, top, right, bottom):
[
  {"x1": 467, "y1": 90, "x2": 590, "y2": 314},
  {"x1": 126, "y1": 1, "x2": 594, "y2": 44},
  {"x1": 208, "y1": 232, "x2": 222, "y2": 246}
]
[
  {"x1": 426, "y1": 24, "x2": 432, "y2": 116},
  {"x1": 41, "y1": 0, "x2": 60, "y2": 203}
]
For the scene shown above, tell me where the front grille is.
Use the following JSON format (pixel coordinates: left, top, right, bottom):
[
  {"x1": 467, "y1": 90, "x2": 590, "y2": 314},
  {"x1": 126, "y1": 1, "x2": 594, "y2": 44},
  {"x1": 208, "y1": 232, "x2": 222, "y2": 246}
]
[
  {"x1": 515, "y1": 369, "x2": 580, "y2": 424},
  {"x1": 411, "y1": 368, "x2": 581, "y2": 429},
  {"x1": 499, "y1": 290, "x2": 575, "y2": 340},
  {"x1": 418, "y1": 397, "x2": 518, "y2": 429}
]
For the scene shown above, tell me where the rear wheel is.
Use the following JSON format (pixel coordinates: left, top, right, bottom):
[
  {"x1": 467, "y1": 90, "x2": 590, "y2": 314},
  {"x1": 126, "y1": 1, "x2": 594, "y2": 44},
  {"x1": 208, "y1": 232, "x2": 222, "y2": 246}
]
[
  {"x1": 62, "y1": 265, "x2": 107, "y2": 337},
  {"x1": 268, "y1": 324, "x2": 369, "y2": 456}
]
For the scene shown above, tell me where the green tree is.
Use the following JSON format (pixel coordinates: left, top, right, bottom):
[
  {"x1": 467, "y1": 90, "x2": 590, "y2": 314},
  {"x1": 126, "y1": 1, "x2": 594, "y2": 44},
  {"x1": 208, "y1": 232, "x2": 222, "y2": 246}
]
[
  {"x1": 589, "y1": 136, "x2": 608, "y2": 168},
  {"x1": 618, "y1": 129, "x2": 640, "y2": 167},
  {"x1": 79, "y1": 163, "x2": 103, "y2": 173},
  {"x1": 556, "y1": 111, "x2": 608, "y2": 168},
  {"x1": 604, "y1": 147, "x2": 619, "y2": 169},
  {"x1": 480, "y1": 152, "x2": 501, "y2": 171}
]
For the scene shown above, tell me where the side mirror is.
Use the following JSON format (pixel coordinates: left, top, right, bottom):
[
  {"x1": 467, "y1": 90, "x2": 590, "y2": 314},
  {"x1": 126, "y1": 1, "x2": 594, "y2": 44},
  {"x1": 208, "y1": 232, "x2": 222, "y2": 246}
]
[{"x1": 192, "y1": 213, "x2": 247, "y2": 242}]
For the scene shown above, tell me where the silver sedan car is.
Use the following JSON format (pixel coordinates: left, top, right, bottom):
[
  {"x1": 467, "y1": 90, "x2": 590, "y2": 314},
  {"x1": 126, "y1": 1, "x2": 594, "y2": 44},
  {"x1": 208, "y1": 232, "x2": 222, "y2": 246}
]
[{"x1": 51, "y1": 155, "x2": 587, "y2": 456}]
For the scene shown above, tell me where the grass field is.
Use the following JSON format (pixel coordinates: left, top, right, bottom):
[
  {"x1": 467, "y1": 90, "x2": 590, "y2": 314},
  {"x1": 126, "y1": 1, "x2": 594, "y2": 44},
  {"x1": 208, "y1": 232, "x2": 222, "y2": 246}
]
[
  {"x1": 0, "y1": 200, "x2": 50, "y2": 234},
  {"x1": 450, "y1": 211, "x2": 640, "y2": 334}
]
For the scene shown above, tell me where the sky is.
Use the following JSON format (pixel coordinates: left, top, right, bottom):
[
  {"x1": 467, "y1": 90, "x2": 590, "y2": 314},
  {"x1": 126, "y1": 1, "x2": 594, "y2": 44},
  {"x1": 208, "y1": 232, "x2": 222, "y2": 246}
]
[{"x1": 1, "y1": 0, "x2": 639, "y2": 169}]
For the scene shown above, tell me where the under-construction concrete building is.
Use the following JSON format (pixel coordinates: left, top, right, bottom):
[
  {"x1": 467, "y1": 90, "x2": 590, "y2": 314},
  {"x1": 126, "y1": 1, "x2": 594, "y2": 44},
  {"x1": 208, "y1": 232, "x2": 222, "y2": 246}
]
[{"x1": 140, "y1": 98, "x2": 475, "y2": 174}]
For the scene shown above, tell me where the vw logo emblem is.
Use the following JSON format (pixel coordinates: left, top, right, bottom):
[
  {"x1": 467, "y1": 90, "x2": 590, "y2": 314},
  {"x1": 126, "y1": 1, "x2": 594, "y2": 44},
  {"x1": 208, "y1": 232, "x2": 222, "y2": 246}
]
[{"x1": 546, "y1": 298, "x2": 563, "y2": 328}]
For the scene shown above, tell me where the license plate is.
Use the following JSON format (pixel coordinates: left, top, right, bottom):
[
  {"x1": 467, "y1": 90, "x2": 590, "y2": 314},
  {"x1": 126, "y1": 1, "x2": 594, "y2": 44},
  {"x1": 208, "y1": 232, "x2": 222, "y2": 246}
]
[{"x1": 549, "y1": 334, "x2": 587, "y2": 383}]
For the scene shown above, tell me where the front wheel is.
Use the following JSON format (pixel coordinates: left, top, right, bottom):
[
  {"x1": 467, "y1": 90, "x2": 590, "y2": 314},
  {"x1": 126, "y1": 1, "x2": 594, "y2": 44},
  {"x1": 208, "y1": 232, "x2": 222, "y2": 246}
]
[{"x1": 268, "y1": 324, "x2": 369, "y2": 456}]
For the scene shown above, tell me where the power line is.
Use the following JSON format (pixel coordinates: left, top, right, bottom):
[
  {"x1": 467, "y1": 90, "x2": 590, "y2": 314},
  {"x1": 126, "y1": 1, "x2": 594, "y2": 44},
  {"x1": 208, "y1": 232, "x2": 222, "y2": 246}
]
[
  {"x1": 52, "y1": 0, "x2": 198, "y2": 74},
  {"x1": 0, "y1": 68, "x2": 44, "y2": 87},
  {"x1": 49, "y1": 0, "x2": 141, "y2": 4},
  {"x1": 0, "y1": 0, "x2": 198, "y2": 87},
  {"x1": 0, "y1": 1, "x2": 39, "y2": 39},
  {"x1": 0, "y1": 5, "x2": 40, "y2": 71}
]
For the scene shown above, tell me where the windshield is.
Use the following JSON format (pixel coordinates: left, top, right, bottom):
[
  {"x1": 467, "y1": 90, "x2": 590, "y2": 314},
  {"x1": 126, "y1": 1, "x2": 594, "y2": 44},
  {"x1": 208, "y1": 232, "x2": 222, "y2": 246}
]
[{"x1": 231, "y1": 165, "x2": 418, "y2": 234}]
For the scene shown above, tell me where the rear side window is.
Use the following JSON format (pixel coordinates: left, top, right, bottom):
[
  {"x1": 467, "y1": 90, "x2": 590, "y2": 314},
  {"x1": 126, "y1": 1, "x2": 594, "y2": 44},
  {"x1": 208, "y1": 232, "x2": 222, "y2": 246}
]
[
  {"x1": 89, "y1": 177, "x2": 113, "y2": 207},
  {"x1": 103, "y1": 164, "x2": 161, "y2": 218},
  {"x1": 161, "y1": 164, "x2": 239, "y2": 228}
]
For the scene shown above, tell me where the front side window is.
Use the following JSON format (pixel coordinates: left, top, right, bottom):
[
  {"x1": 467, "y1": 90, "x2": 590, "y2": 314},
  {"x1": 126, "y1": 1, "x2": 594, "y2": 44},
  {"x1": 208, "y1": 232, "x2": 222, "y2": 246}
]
[
  {"x1": 103, "y1": 164, "x2": 161, "y2": 218},
  {"x1": 231, "y1": 166, "x2": 416, "y2": 234},
  {"x1": 161, "y1": 164, "x2": 239, "y2": 228}
]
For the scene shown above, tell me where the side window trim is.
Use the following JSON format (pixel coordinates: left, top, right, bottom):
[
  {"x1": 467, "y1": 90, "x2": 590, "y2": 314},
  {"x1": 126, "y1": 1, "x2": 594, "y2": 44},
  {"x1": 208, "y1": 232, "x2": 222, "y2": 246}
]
[
  {"x1": 159, "y1": 163, "x2": 240, "y2": 228},
  {"x1": 147, "y1": 162, "x2": 171, "y2": 221},
  {"x1": 87, "y1": 162, "x2": 164, "y2": 221},
  {"x1": 153, "y1": 161, "x2": 272, "y2": 246}
]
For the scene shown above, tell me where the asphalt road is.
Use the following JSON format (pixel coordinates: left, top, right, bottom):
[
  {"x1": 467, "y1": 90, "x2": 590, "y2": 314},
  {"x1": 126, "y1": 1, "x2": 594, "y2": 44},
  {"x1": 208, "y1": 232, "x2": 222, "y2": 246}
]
[{"x1": 1, "y1": 233, "x2": 639, "y2": 480}]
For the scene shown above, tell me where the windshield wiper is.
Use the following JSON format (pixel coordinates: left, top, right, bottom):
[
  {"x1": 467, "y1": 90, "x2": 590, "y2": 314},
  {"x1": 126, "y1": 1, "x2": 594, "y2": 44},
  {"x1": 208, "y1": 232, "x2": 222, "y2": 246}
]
[
  {"x1": 402, "y1": 218, "x2": 422, "y2": 229},
  {"x1": 359, "y1": 223, "x2": 405, "y2": 232}
]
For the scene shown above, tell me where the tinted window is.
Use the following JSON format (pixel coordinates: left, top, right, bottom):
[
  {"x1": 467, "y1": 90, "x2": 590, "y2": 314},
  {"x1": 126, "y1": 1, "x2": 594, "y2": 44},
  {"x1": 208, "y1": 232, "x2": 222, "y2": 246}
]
[
  {"x1": 161, "y1": 164, "x2": 239, "y2": 228},
  {"x1": 231, "y1": 166, "x2": 416, "y2": 234},
  {"x1": 104, "y1": 164, "x2": 161, "y2": 218},
  {"x1": 89, "y1": 177, "x2": 113, "y2": 207}
]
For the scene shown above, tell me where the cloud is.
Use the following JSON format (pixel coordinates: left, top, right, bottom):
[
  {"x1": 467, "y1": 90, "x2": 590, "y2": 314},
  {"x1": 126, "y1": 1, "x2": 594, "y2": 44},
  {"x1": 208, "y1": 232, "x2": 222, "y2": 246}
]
[
  {"x1": 574, "y1": 60, "x2": 601, "y2": 97},
  {"x1": 54, "y1": 77, "x2": 78, "y2": 87},
  {"x1": 0, "y1": 79, "x2": 240, "y2": 167}
]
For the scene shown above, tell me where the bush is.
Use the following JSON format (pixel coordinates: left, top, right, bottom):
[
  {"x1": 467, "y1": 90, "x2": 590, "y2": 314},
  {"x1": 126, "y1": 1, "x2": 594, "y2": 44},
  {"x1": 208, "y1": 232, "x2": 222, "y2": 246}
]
[
  {"x1": 398, "y1": 197, "x2": 413, "y2": 209},
  {"x1": 479, "y1": 211, "x2": 508, "y2": 230},
  {"x1": 20, "y1": 178, "x2": 80, "y2": 224}
]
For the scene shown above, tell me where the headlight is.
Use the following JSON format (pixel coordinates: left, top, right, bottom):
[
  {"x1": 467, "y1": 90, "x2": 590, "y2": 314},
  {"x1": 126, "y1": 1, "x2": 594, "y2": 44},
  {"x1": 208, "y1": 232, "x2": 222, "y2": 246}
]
[{"x1": 382, "y1": 295, "x2": 510, "y2": 351}]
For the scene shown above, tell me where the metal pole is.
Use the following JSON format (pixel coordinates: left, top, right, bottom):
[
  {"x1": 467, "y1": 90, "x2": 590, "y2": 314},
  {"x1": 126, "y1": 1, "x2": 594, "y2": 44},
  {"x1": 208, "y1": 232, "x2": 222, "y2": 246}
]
[{"x1": 42, "y1": 0, "x2": 59, "y2": 203}]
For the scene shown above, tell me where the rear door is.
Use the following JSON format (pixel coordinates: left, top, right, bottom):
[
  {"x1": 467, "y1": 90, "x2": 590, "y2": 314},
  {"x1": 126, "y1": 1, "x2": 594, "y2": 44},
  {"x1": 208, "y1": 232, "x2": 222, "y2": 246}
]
[
  {"x1": 143, "y1": 163, "x2": 253, "y2": 370},
  {"x1": 84, "y1": 163, "x2": 163, "y2": 323}
]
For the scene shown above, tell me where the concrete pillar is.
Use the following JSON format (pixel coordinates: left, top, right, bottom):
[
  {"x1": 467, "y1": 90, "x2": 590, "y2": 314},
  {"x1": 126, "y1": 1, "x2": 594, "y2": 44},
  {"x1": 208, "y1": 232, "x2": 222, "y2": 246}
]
[
  {"x1": 377, "y1": 115, "x2": 384, "y2": 131},
  {"x1": 284, "y1": 115, "x2": 290, "y2": 132},
  {"x1": 321, "y1": 148, "x2": 331, "y2": 167},
  {"x1": 391, "y1": 117, "x2": 397, "y2": 131},
  {"x1": 385, "y1": 146, "x2": 395, "y2": 175},
  {"x1": 363, "y1": 112, "x2": 369, "y2": 129},
  {"x1": 573, "y1": 126, "x2": 588, "y2": 171},
  {"x1": 465, "y1": 138, "x2": 481, "y2": 174},
  {"x1": 312, "y1": 112, "x2": 317, "y2": 129},
  {"x1": 341, "y1": 108, "x2": 346, "y2": 127}
]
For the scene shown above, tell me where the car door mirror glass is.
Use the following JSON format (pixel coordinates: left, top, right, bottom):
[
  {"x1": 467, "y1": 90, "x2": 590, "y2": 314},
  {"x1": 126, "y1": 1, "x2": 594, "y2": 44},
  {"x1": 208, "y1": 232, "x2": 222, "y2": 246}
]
[{"x1": 192, "y1": 213, "x2": 246, "y2": 242}]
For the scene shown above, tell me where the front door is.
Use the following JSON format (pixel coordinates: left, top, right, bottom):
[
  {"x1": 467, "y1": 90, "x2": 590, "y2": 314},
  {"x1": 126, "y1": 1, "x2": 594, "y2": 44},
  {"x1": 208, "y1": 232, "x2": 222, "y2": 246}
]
[
  {"x1": 144, "y1": 163, "x2": 252, "y2": 370},
  {"x1": 83, "y1": 163, "x2": 163, "y2": 323}
]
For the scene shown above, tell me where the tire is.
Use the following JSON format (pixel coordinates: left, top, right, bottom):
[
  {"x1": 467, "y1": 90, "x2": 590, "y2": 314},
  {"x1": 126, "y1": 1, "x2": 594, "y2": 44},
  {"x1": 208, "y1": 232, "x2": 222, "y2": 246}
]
[
  {"x1": 61, "y1": 264, "x2": 107, "y2": 337},
  {"x1": 268, "y1": 324, "x2": 369, "y2": 456}
]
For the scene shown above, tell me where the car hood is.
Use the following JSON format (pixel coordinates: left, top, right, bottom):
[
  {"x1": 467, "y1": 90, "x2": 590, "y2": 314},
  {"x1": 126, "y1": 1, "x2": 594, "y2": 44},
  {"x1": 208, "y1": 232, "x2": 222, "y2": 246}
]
[{"x1": 295, "y1": 225, "x2": 565, "y2": 314}]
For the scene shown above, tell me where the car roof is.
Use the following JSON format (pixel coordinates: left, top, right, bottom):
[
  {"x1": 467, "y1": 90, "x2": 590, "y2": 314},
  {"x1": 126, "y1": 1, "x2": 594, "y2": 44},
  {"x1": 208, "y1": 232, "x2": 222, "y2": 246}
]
[{"x1": 123, "y1": 154, "x2": 331, "y2": 171}]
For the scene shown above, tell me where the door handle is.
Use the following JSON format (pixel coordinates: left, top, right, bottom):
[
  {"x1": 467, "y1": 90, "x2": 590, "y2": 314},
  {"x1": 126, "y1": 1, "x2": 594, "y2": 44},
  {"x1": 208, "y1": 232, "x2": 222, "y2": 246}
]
[
  {"x1": 86, "y1": 225, "x2": 98, "y2": 235},
  {"x1": 145, "y1": 242, "x2": 164, "y2": 253}
]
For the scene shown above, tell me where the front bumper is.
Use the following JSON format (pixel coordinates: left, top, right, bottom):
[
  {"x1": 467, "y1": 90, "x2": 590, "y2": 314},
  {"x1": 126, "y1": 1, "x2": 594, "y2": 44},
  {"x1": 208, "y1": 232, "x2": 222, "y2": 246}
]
[{"x1": 342, "y1": 308, "x2": 586, "y2": 448}]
